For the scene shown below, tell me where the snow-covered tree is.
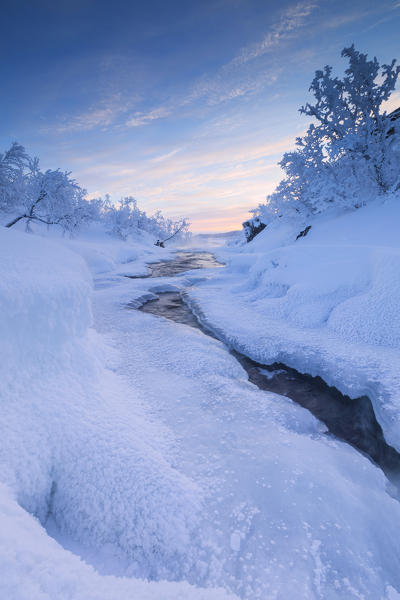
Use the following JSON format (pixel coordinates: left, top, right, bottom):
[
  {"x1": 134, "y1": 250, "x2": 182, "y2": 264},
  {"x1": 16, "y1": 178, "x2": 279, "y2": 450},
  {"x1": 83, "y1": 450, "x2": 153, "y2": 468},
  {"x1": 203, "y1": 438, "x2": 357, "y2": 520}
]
[
  {"x1": 5, "y1": 163, "x2": 89, "y2": 233},
  {"x1": 1, "y1": 143, "x2": 190, "y2": 241},
  {"x1": 103, "y1": 195, "x2": 190, "y2": 242},
  {"x1": 249, "y1": 45, "x2": 400, "y2": 235},
  {"x1": 0, "y1": 144, "x2": 103, "y2": 234},
  {"x1": 103, "y1": 196, "x2": 141, "y2": 240},
  {"x1": 147, "y1": 211, "x2": 190, "y2": 243},
  {"x1": 0, "y1": 143, "x2": 29, "y2": 215},
  {"x1": 300, "y1": 45, "x2": 400, "y2": 195}
]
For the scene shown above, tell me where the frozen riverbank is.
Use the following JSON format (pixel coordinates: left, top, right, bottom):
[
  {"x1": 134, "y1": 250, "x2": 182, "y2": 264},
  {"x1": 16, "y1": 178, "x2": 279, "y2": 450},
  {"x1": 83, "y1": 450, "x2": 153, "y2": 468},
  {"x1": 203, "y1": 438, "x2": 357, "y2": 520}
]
[
  {"x1": 3, "y1": 228, "x2": 400, "y2": 599},
  {"x1": 0, "y1": 228, "x2": 236, "y2": 600},
  {"x1": 86, "y1": 247, "x2": 400, "y2": 599},
  {"x1": 134, "y1": 251, "x2": 400, "y2": 478},
  {"x1": 186, "y1": 196, "x2": 400, "y2": 456},
  {"x1": 141, "y1": 286, "x2": 400, "y2": 480}
]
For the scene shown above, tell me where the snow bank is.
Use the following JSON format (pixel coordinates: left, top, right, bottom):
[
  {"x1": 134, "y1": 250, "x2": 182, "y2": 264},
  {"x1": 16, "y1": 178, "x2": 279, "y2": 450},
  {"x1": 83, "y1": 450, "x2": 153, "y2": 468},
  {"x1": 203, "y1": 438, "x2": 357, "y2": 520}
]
[
  {"x1": 61, "y1": 226, "x2": 174, "y2": 277},
  {"x1": 188, "y1": 194, "x2": 400, "y2": 450},
  {"x1": 62, "y1": 226, "x2": 175, "y2": 278},
  {"x1": 5, "y1": 212, "x2": 400, "y2": 599},
  {"x1": 0, "y1": 483, "x2": 235, "y2": 600},
  {"x1": 0, "y1": 227, "x2": 235, "y2": 599},
  {"x1": 7, "y1": 218, "x2": 175, "y2": 277},
  {"x1": 94, "y1": 272, "x2": 400, "y2": 599}
]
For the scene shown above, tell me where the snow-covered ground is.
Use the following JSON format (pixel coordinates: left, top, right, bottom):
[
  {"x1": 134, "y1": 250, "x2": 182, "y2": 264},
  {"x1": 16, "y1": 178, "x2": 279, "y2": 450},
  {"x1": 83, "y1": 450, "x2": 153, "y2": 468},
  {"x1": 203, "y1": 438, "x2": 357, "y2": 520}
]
[
  {"x1": 0, "y1": 227, "x2": 234, "y2": 600},
  {"x1": 187, "y1": 194, "x2": 400, "y2": 453},
  {"x1": 2, "y1": 213, "x2": 400, "y2": 599}
]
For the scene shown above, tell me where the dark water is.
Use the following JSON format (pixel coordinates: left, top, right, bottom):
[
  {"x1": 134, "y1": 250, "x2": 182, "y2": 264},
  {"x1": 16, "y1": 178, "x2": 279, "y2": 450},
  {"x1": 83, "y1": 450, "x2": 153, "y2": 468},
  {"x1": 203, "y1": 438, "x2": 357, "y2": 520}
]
[
  {"x1": 236, "y1": 356, "x2": 400, "y2": 476},
  {"x1": 136, "y1": 254, "x2": 400, "y2": 480},
  {"x1": 141, "y1": 291, "x2": 207, "y2": 329},
  {"x1": 126, "y1": 251, "x2": 223, "y2": 279}
]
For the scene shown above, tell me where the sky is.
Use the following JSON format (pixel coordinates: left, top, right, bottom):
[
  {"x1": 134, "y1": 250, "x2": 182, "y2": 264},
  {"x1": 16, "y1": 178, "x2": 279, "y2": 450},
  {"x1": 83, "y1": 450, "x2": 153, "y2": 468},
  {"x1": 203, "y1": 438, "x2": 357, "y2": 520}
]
[{"x1": 1, "y1": 0, "x2": 400, "y2": 232}]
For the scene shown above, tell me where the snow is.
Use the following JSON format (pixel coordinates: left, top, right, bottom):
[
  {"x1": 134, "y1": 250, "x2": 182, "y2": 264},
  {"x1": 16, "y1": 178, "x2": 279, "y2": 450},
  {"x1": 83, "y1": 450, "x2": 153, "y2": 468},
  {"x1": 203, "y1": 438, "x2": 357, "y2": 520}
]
[
  {"x1": 0, "y1": 482, "x2": 236, "y2": 600},
  {"x1": 3, "y1": 212, "x2": 400, "y2": 599},
  {"x1": 94, "y1": 280, "x2": 400, "y2": 599},
  {"x1": 87, "y1": 239, "x2": 400, "y2": 598},
  {"x1": 61, "y1": 224, "x2": 176, "y2": 277},
  {"x1": 0, "y1": 227, "x2": 235, "y2": 600},
  {"x1": 187, "y1": 194, "x2": 400, "y2": 452}
]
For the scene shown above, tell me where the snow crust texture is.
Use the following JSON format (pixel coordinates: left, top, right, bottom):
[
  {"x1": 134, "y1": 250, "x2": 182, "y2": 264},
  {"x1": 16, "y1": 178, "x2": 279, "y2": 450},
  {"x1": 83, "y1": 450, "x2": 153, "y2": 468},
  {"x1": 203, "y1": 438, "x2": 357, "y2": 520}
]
[
  {"x1": 90, "y1": 239, "x2": 400, "y2": 599},
  {"x1": 0, "y1": 228, "x2": 234, "y2": 600},
  {"x1": 3, "y1": 214, "x2": 400, "y2": 600},
  {"x1": 189, "y1": 196, "x2": 400, "y2": 451}
]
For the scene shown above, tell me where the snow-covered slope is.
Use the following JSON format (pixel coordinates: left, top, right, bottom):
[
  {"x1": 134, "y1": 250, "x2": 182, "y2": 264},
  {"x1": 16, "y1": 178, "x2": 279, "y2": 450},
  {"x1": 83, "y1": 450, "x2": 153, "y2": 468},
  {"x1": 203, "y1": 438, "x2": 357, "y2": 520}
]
[
  {"x1": 0, "y1": 227, "x2": 234, "y2": 600},
  {"x1": 189, "y1": 194, "x2": 400, "y2": 450},
  {"x1": 4, "y1": 213, "x2": 400, "y2": 599},
  {"x1": 85, "y1": 254, "x2": 400, "y2": 599},
  {"x1": 62, "y1": 224, "x2": 176, "y2": 277}
]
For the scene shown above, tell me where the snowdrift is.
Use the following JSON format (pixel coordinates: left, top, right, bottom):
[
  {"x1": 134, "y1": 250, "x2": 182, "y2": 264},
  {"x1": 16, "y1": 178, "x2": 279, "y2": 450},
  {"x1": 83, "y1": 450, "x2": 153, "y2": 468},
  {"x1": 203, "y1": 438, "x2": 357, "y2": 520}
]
[
  {"x1": 4, "y1": 215, "x2": 400, "y2": 599},
  {"x1": 96, "y1": 246, "x2": 400, "y2": 599},
  {"x1": 0, "y1": 227, "x2": 234, "y2": 600},
  {"x1": 189, "y1": 194, "x2": 400, "y2": 450},
  {"x1": 62, "y1": 224, "x2": 175, "y2": 277}
]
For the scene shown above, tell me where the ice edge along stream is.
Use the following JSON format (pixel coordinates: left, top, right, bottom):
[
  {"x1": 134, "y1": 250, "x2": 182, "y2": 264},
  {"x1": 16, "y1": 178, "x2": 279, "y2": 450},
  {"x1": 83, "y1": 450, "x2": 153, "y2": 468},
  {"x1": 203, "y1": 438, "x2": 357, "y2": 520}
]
[{"x1": 127, "y1": 250, "x2": 400, "y2": 488}]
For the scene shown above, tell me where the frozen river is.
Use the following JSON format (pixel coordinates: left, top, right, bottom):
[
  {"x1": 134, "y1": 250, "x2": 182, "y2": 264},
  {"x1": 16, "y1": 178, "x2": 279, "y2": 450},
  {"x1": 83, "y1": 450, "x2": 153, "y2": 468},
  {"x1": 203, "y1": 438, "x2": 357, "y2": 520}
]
[{"x1": 139, "y1": 250, "x2": 400, "y2": 480}]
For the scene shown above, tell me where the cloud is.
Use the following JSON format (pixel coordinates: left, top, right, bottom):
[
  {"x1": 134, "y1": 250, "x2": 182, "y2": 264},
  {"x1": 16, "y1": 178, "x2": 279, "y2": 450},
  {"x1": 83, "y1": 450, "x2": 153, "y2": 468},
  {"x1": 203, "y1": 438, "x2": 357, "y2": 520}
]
[
  {"x1": 51, "y1": 95, "x2": 132, "y2": 133},
  {"x1": 56, "y1": 107, "x2": 116, "y2": 132},
  {"x1": 126, "y1": 106, "x2": 172, "y2": 127},
  {"x1": 47, "y1": 1, "x2": 319, "y2": 135},
  {"x1": 185, "y1": 66, "x2": 280, "y2": 108},
  {"x1": 182, "y1": 2, "x2": 318, "y2": 108},
  {"x1": 115, "y1": 2, "x2": 318, "y2": 128},
  {"x1": 232, "y1": 1, "x2": 318, "y2": 65},
  {"x1": 149, "y1": 148, "x2": 183, "y2": 163},
  {"x1": 69, "y1": 128, "x2": 294, "y2": 233}
]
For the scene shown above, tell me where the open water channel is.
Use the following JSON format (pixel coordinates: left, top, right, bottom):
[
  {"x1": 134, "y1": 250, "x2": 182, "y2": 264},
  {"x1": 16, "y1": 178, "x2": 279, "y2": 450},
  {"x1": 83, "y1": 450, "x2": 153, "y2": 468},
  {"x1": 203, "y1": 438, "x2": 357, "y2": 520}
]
[{"x1": 129, "y1": 250, "x2": 400, "y2": 482}]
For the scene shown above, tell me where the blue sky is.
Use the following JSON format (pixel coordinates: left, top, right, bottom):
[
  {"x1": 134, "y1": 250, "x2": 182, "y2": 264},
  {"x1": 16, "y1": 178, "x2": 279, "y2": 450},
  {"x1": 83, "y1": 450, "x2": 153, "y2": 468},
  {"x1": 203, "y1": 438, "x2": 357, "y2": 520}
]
[{"x1": 1, "y1": 0, "x2": 400, "y2": 231}]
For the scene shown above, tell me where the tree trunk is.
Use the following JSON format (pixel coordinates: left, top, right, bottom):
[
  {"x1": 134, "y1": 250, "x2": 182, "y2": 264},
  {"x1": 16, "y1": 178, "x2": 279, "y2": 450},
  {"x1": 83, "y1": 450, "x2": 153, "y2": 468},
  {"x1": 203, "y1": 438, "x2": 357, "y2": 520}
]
[
  {"x1": 5, "y1": 214, "x2": 26, "y2": 228},
  {"x1": 160, "y1": 223, "x2": 185, "y2": 244}
]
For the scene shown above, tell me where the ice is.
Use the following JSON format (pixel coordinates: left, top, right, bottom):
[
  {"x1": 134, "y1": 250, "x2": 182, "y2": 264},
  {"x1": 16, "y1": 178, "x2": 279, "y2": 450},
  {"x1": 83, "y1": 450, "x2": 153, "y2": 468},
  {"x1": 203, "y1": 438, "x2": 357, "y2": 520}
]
[
  {"x1": 93, "y1": 264, "x2": 400, "y2": 599},
  {"x1": 187, "y1": 193, "x2": 400, "y2": 452},
  {"x1": 2, "y1": 210, "x2": 400, "y2": 599},
  {"x1": 0, "y1": 227, "x2": 236, "y2": 599}
]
